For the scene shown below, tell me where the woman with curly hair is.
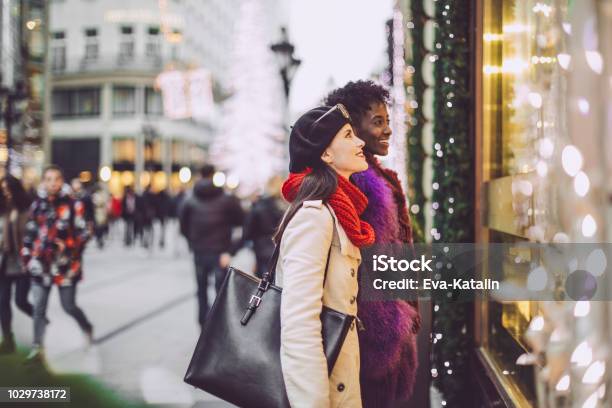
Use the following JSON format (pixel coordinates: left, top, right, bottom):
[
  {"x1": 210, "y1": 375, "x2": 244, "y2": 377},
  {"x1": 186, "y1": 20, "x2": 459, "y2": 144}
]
[
  {"x1": 0, "y1": 174, "x2": 34, "y2": 354},
  {"x1": 325, "y1": 80, "x2": 421, "y2": 407}
]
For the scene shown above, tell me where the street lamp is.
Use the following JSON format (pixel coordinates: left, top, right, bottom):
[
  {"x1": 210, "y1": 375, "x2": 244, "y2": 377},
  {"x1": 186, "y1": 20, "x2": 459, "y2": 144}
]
[{"x1": 270, "y1": 27, "x2": 301, "y2": 99}]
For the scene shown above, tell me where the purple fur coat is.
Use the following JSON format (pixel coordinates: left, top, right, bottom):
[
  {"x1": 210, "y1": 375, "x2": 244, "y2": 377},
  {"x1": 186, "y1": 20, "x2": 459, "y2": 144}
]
[{"x1": 352, "y1": 164, "x2": 419, "y2": 408}]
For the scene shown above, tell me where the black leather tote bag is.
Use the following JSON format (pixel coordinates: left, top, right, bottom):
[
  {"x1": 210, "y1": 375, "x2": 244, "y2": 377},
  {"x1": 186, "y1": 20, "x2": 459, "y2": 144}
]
[{"x1": 184, "y1": 208, "x2": 354, "y2": 408}]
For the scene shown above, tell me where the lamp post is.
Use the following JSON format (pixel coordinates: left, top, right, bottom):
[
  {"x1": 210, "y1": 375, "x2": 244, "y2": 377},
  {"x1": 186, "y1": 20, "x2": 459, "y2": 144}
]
[
  {"x1": 270, "y1": 26, "x2": 301, "y2": 101},
  {"x1": 270, "y1": 26, "x2": 301, "y2": 172}
]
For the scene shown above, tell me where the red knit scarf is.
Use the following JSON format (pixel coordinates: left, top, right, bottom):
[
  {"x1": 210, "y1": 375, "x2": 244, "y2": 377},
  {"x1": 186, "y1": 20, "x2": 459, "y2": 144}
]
[{"x1": 282, "y1": 169, "x2": 376, "y2": 248}]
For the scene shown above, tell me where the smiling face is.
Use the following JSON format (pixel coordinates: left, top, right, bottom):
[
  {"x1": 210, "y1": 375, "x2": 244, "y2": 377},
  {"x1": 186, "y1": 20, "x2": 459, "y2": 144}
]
[
  {"x1": 320, "y1": 123, "x2": 368, "y2": 178},
  {"x1": 356, "y1": 102, "x2": 392, "y2": 156}
]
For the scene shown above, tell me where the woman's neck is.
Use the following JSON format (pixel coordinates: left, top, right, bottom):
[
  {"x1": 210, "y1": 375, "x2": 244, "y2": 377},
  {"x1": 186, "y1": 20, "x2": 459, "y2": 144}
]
[
  {"x1": 336, "y1": 170, "x2": 353, "y2": 180},
  {"x1": 328, "y1": 164, "x2": 353, "y2": 180}
]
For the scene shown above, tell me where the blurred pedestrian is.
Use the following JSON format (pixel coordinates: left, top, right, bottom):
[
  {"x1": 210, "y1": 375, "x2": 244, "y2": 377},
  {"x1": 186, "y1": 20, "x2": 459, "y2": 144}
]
[
  {"x1": 140, "y1": 185, "x2": 156, "y2": 249},
  {"x1": 122, "y1": 186, "x2": 138, "y2": 247},
  {"x1": 169, "y1": 187, "x2": 186, "y2": 220},
  {"x1": 179, "y1": 165, "x2": 244, "y2": 327},
  {"x1": 91, "y1": 184, "x2": 110, "y2": 249},
  {"x1": 22, "y1": 165, "x2": 94, "y2": 363},
  {"x1": 154, "y1": 188, "x2": 170, "y2": 248},
  {"x1": 70, "y1": 178, "x2": 95, "y2": 233},
  {"x1": 242, "y1": 175, "x2": 286, "y2": 277},
  {"x1": 169, "y1": 187, "x2": 186, "y2": 256},
  {"x1": 109, "y1": 193, "x2": 122, "y2": 239},
  {"x1": 0, "y1": 175, "x2": 34, "y2": 354}
]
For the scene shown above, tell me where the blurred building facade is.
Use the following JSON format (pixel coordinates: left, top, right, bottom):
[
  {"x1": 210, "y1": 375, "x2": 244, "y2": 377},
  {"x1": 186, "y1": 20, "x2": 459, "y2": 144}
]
[
  {"x1": 48, "y1": 0, "x2": 241, "y2": 195},
  {"x1": 0, "y1": 0, "x2": 48, "y2": 186}
]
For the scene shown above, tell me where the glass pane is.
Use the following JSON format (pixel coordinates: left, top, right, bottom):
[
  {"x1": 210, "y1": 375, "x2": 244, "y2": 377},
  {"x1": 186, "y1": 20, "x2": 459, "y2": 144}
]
[
  {"x1": 480, "y1": 0, "x2": 571, "y2": 405},
  {"x1": 113, "y1": 87, "x2": 136, "y2": 115},
  {"x1": 51, "y1": 90, "x2": 71, "y2": 117},
  {"x1": 145, "y1": 87, "x2": 163, "y2": 115},
  {"x1": 52, "y1": 46, "x2": 66, "y2": 71},
  {"x1": 75, "y1": 88, "x2": 100, "y2": 116},
  {"x1": 144, "y1": 140, "x2": 161, "y2": 162},
  {"x1": 171, "y1": 141, "x2": 185, "y2": 163},
  {"x1": 112, "y1": 138, "x2": 135, "y2": 162},
  {"x1": 85, "y1": 42, "x2": 98, "y2": 60}
]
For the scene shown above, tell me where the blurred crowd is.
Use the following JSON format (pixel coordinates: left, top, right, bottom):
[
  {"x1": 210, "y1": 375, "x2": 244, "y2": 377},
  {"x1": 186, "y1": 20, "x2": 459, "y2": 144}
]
[{"x1": 0, "y1": 162, "x2": 286, "y2": 362}]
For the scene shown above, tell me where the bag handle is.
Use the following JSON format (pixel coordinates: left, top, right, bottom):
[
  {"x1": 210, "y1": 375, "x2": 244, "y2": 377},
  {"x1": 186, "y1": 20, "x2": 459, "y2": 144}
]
[{"x1": 241, "y1": 205, "x2": 333, "y2": 325}]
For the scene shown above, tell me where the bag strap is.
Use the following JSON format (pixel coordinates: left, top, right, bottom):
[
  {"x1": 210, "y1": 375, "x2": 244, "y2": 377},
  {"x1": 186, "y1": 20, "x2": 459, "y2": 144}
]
[
  {"x1": 240, "y1": 205, "x2": 334, "y2": 325},
  {"x1": 268, "y1": 204, "x2": 333, "y2": 286},
  {"x1": 265, "y1": 240, "x2": 333, "y2": 286}
]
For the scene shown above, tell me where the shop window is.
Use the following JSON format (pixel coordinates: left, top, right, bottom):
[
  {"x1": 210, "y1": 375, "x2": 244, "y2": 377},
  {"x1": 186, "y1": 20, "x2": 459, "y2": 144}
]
[
  {"x1": 51, "y1": 31, "x2": 66, "y2": 72},
  {"x1": 112, "y1": 137, "x2": 136, "y2": 163},
  {"x1": 189, "y1": 144, "x2": 206, "y2": 167},
  {"x1": 51, "y1": 138, "x2": 100, "y2": 181},
  {"x1": 478, "y1": 0, "x2": 571, "y2": 406},
  {"x1": 144, "y1": 139, "x2": 161, "y2": 168},
  {"x1": 145, "y1": 87, "x2": 163, "y2": 116},
  {"x1": 77, "y1": 88, "x2": 100, "y2": 116},
  {"x1": 146, "y1": 26, "x2": 161, "y2": 59},
  {"x1": 171, "y1": 140, "x2": 186, "y2": 164},
  {"x1": 119, "y1": 25, "x2": 135, "y2": 62},
  {"x1": 113, "y1": 86, "x2": 136, "y2": 116},
  {"x1": 51, "y1": 87, "x2": 100, "y2": 118},
  {"x1": 84, "y1": 27, "x2": 98, "y2": 61},
  {"x1": 51, "y1": 90, "x2": 71, "y2": 117}
]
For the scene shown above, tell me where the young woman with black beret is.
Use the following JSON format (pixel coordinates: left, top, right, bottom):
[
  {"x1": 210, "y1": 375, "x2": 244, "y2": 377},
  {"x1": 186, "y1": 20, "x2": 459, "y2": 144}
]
[{"x1": 275, "y1": 104, "x2": 375, "y2": 407}]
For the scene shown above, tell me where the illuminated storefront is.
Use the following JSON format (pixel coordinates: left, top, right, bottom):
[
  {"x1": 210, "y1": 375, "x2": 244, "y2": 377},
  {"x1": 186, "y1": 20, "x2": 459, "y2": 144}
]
[
  {"x1": 475, "y1": 0, "x2": 611, "y2": 406},
  {"x1": 104, "y1": 136, "x2": 205, "y2": 197},
  {"x1": 402, "y1": 0, "x2": 611, "y2": 406}
]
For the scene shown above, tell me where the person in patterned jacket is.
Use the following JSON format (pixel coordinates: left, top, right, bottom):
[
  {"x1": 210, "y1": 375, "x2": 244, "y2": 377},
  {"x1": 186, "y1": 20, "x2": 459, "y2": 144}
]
[{"x1": 21, "y1": 165, "x2": 94, "y2": 363}]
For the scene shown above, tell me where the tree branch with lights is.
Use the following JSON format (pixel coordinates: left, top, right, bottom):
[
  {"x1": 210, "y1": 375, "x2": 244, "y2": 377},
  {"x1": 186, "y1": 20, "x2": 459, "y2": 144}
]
[{"x1": 429, "y1": 0, "x2": 475, "y2": 405}]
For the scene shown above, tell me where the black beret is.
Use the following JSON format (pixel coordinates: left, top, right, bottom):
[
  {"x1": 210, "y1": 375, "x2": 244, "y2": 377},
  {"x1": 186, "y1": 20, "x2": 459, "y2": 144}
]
[{"x1": 289, "y1": 104, "x2": 352, "y2": 173}]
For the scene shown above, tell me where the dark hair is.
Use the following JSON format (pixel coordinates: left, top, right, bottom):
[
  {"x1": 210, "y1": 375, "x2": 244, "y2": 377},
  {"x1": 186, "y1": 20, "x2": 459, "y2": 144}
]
[
  {"x1": 200, "y1": 164, "x2": 216, "y2": 179},
  {"x1": 273, "y1": 166, "x2": 337, "y2": 245},
  {"x1": 43, "y1": 164, "x2": 65, "y2": 180},
  {"x1": 0, "y1": 174, "x2": 33, "y2": 212},
  {"x1": 323, "y1": 80, "x2": 390, "y2": 125}
]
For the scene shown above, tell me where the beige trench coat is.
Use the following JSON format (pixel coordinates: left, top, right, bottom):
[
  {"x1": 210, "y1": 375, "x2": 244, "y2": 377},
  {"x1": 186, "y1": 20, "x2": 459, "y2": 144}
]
[{"x1": 276, "y1": 200, "x2": 362, "y2": 408}]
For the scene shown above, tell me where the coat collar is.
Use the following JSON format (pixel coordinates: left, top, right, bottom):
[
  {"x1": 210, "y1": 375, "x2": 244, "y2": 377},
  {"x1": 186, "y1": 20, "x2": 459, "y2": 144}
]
[
  {"x1": 326, "y1": 204, "x2": 362, "y2": 261},
  {"x1": 303, "y1": 200, "x2": 362, "y2": 261}
]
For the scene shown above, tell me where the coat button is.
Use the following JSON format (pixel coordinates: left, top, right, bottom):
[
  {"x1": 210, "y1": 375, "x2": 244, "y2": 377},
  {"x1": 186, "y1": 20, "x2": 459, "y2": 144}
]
[
  {"x1": 337, "y1": 383, "x2": 345, "y2": 392},
  {"x1": 350, "y1": 296, "x2": 356, "y2": 304},
  {"x1": 350, "y1": 268, "x2": 355, "y2": 277}
]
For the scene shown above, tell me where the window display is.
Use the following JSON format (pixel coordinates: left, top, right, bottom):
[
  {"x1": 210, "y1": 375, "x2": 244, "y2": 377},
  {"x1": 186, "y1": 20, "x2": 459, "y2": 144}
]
[{"x1": 480, "y1": 0, "x2": 572, "y2": 405}]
